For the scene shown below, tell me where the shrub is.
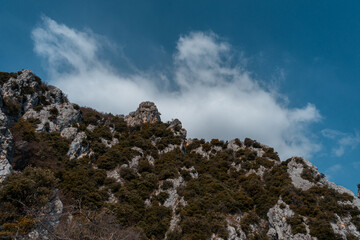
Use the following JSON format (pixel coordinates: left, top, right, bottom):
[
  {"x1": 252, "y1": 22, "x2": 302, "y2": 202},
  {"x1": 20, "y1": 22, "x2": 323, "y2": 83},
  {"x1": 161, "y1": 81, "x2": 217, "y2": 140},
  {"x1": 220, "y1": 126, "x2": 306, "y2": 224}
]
[
  {"x1": 210, "y1": 139, "x2": 224, "y2": 147},
  {"x1": 155, "y1": 192, "x2": 169, "y2": 204},
  {"x1": 0, "y1": 167, "x2": 58, "y2": 236},
  {"x1": 244, "y1": 138, "x2": 254, "y2": 147},
  {"x1": 263, "y1": 147, "x2": 280, "y2": 161},
  {"x1": 3, "y1": 96, "x2": 20, "y2": 117},
  {"x1": 59, "y1": 164, "x2": 108, "y2": 208},
  {"x1": 309, "y1": 219, "x2": 342, "y2": 240},
  {"x1": 240, "y1": 211, "x2": 259, "y2": 234},
  {"x1": 0, "y1": 72, "x2": 18, "y2": 84},
  {"x1": 21, "y1": 86, "x2": 35, "y2": 95},
  {"x1": 34, "y1": 105, "x2": 43, "y2": 112},
  {"x1": 161, "y1": 180, "x2": 174, "y2": 190},
  {"x1": 287, "y1": 214, "x2": 306, "y2": 235},
  {"x1": 140, "y1": 206, "x2": 171, "y2": 239},
  {"x1": 120, "y1": 167, "x2": 137, "y2": 181}
]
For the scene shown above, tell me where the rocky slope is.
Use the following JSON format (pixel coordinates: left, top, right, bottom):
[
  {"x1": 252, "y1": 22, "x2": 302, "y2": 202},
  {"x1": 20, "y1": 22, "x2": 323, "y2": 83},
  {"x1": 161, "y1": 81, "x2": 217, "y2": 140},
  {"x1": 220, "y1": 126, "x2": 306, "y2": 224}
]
[{"x1": 0, "y1": 70, "x2": 360, "y2": 240}]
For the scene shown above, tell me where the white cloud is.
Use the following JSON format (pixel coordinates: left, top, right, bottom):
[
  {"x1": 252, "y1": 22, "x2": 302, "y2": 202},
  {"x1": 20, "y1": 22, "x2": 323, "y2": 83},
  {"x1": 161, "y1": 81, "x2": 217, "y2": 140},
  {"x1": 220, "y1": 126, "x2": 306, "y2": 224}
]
[
  {"x1": 325, "y1": 164, "x2": 342, "y2": 180},
  {"x1": 321, "y1": 129, "x2": 360, "y2": 157},
  {"x1": 32, "y1": 17, "x2": 321, "y2": 160}
]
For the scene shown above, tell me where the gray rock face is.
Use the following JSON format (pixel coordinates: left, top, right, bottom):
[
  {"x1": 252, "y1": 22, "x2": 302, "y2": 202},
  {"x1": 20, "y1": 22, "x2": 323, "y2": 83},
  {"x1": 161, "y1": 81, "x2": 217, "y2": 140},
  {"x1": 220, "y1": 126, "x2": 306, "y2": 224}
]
[
  {"x1": 267, "y1": 200, "x2": 312, "y2": 240},
  {"x1": 125, "y1": 101, "x2": 161, "y2": 127},
  {"x1": 331, "y1": 214, "x2": 360, "y2": 239},
  {"x1": 23, "y1": 103, "x2": 81, "y2": 132},
  {"x1": 267, "y1": 200, "x2": 294, "y2": 240},
  {"x1": 0, "y1": 110, "x2": 13, "y2": 183},
  {"x1": 67, "y1": 132, "x2": 88, "y2": 159},
  {"x1": 227, "y1": 139, "x2": 241, "y2": 152},
  {"x1": 0, "y1": 70, "x2": 81, "y2": 133},
  {"x1": 101, "y1": 137, "x2": 119, "y2": 148},
  {"x1": 60, "y1": 127, "x2": 78, "y2": 139},
  {"x1": 167, "y1": 118, "x2": 187, "y2": 139},
  {"x1": 288, "y1": 157, "x2": 358, "y2": 200},
  {"x1": 28, "y1": 190, "x2": 63, "y2": 240},
  {"x1": 287, "y1": 157, "x2": 316, "y2": 191}
]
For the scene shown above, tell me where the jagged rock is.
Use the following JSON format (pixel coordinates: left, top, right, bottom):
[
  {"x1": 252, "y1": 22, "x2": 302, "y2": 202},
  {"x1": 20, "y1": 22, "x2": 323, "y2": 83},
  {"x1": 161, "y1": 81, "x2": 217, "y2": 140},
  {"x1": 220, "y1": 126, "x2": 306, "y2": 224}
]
[
  {"x1": 0, "y1": 110, "x2": 13, "y2": 183},
  {"x1": 331, "y1": 214, "x2": 360, "y2": 239},
  {"x1": 288, "y1": 157, "x2": 359, "y2": 203},
  {"x1": 163, "y1": 176, "x2": 187, "y2": 234},
  {"x1": 86, "y1": 124, "x2": 96, "y2": 132},
  {"x1": 101, "y1": 137, "x2": 119, "y2": 148},
  {"x1": 227, "y1": 139, "x2": 241, "y2": 152},
  {"x1": 28, "y1": 190, "x2": 63, "y2": 240},
  {"x1": 146, "y1": 155, "x2": 155, "y2": 165},
  {"x1": 287, "y1": 157, "x2": 316, "y2": 191},
  {"x1": 106, "y1": 167, "x2": 122, "y2": 183},
  {"x1": 23, "y1": 103, "x2": 81, "y2": 132},
  {"x1": 181, "y1": 166, "x2": 198, "y2": 179},
  {"x1": 130, "y1": 155, "x2": 141, "y2": 169},
  {"x1": 67, "y1": 132, "x2": 88, "y2": 159},
  {"x1": 125, "y1": 101, "x2": 161, "y2": 127},
  {"x1": 267, "y1": 199, "x2": 312, "y2": 240},
  {"x1": 167, "y1": 118, "x2": 187, "y2": 139},
  {"x1": 131, "y1": 146, "x2": 144, "y2": 155},
  {"x1": 160, "y1": 144, "x2": 181, "y2": 154},
  {"x1": 60, "y1": 127, "x2": 78, "y2": 139}
]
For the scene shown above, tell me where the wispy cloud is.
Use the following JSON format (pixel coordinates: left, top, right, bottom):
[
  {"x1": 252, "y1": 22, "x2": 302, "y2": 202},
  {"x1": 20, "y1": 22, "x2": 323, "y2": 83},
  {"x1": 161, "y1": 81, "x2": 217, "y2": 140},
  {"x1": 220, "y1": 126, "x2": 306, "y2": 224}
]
[
  {"x1": 325, "y1": 164, "x2": 342, "y2": 180},
  {"x1": 321, "y1": 129, "x2": 360, "y2": 157},
  {"x1": 31, "y1": 16, "x2": 322, "y2": 160}
]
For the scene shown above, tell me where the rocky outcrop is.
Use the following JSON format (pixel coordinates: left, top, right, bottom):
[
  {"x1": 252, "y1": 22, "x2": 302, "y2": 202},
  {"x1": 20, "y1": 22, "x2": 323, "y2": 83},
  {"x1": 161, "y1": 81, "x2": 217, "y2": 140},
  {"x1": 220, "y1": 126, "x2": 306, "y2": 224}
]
[
  {"x1": 287, "y1": 157, "x2": 316, "y2": 191},
  {"x1": 23, "y1": 103, "x2": 81, "y2": 132},
  {"x1": 125, "y1": 101, "x2": 161, "y2": 127},
  {"x1": 28, "y1": 190, "x2": 63, "y2": 240},
  {"x1": 267, "y1": 200, "x2": 312, "y2": 240},
  {"x1": 167, "y1": 118, "x2": 187, "y2": 139},
  {"x1": 331, "y1": 214, "x2": 360, "y2": 239},
  {"x1": 60, "y1": 127, "x2": 78, "y2": 139},
  {"x1": 67, "y1": 132, "x2": 88, "y2": 160},
  {"x1": 0, "y1": 110, "x2": 13, "y2": 183}
]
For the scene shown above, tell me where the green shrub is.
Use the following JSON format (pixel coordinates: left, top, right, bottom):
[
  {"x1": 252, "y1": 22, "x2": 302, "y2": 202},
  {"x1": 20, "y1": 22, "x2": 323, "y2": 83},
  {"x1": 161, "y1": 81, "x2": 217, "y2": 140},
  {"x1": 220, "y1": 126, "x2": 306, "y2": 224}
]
[
  {"x1": 309, "y1": 219, "x2": 342, "y2": 240},
  {"x1": 0, "y1": 167, "x2": 58, "y2": 236},
  {"x1": 244, "y1": 138, "x2": 254, "y2": 147},
  {"x1": 140, "y1": 206, "x2": 171, "y2": 239},
  {"x1": 3, "y1": 96, "x2": 20, "y2": 117},
  {"x1": 162, "y1": 180, "x2": 174, "y2": 190},
  {"x1": 240, "y1": 211, "x2": 260, "y2": 234},
  {"x1": 155, "y1": 192, "x2": 169, "y2": 204},
  {"x1": 0, "y1": 72, "x2": 18, "y2": 84},
  {"x1": 287, "y1": 214, "x2": 307, "y2": 235},
  {"x1": 59, "y1": 164, "x2": 108, "y2": 208}
]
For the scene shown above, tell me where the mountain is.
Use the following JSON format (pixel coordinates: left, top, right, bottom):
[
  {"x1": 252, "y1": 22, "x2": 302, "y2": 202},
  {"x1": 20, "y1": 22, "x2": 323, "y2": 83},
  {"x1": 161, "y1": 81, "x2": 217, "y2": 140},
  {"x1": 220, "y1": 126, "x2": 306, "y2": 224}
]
[{"x1": 0, "y1": 70, "x2": 360, "y2": 240}]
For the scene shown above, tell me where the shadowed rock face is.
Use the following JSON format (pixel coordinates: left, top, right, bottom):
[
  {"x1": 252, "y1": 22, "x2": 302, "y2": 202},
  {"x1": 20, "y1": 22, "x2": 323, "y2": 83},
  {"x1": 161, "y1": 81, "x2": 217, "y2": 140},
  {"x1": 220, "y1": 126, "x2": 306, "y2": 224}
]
[{"x1": 125, "y1": 101, "x2": 161, "y2": 127}]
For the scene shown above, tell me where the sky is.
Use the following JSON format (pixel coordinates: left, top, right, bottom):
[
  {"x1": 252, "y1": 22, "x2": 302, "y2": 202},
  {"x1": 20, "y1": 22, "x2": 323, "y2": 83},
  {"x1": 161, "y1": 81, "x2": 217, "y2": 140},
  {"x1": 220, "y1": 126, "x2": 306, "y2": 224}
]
[{"x1": 1, "y1": 0, "x2": 360, "y2": 193}]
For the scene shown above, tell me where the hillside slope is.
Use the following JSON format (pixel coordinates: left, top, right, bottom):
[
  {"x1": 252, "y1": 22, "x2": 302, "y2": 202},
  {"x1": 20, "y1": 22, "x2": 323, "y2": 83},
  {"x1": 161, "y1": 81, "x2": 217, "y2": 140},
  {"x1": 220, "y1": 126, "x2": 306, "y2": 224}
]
[{"x1": 0, "y1": 70, "x2": 360, "y2": 240}]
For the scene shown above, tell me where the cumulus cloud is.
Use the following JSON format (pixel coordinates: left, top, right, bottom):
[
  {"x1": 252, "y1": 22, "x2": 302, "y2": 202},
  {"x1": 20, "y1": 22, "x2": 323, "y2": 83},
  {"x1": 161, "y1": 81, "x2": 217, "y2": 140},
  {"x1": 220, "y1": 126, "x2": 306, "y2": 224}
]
[
  {"x1": 31, "y1": 16, "x2": 321, "y2": 160},
  {"x1": 321, "y1": 129, "x2": 360, "y2": 157}
]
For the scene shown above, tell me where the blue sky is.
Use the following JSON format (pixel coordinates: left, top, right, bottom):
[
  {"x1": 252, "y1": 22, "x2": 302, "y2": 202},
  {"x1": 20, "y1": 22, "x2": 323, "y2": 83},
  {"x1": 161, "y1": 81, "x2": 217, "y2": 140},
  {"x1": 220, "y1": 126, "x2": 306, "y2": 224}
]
[{"x1": 1, "y1": 0, "x2": 360, "y2": 193}]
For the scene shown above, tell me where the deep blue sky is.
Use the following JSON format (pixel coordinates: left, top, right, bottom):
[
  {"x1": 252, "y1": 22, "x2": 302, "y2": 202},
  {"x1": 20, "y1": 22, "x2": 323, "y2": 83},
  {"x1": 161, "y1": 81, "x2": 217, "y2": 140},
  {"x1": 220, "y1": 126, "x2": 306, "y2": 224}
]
[{"x1": 1, "y1": 0, "x2": 360, "y2": 193}]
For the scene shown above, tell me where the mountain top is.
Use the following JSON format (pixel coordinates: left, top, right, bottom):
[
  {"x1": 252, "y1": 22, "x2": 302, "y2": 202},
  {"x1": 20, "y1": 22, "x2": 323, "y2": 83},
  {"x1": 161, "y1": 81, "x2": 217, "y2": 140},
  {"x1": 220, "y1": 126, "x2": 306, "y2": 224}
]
[{"x1": 0, "y1": 70, "x2": 359, "y2": 240}]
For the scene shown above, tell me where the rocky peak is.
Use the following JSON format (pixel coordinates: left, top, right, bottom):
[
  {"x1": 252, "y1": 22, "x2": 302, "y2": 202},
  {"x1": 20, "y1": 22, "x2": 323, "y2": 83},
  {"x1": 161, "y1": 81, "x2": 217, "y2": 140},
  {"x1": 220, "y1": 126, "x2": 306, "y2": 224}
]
[
  {"x1": 167, "y1": 118, "x2": 187, "y2": 139},
  {"x1": 0, "y1": 70, "x2": 82, "y2": 182},
  {"x1": 125, "y1": 101, "x2": 161, "y2": 127}
]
